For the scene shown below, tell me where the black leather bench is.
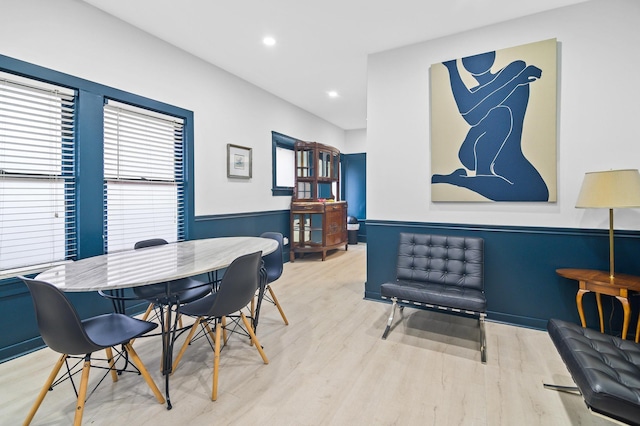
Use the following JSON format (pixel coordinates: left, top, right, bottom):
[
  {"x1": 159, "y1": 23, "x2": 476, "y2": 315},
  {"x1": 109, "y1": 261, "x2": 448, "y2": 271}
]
[
  {"x1": 547, "y1": 318, "x2": 640, "y2": 425},
  {"x1": 380, "y1": 233, "x2": 487, "y2": 362}
]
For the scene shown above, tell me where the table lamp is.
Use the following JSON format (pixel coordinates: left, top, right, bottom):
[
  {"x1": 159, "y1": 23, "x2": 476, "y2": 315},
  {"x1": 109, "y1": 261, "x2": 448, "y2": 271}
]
[{"x1": 575, "y1": 169, "x2": 640, "y2": 280}]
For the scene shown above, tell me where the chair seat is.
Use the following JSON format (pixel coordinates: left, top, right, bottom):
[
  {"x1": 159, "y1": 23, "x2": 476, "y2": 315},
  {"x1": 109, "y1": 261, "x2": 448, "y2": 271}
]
[
  {"x1": 83, "y1": 313, "x2": 158, "y2": 349},
  {"x1": 171, "y1": 251, "x2": 269, "y2": 401},
  {"x1": 133, "y1": 277, "x2": 211, "y2": 304},
  {"x1": 20, "y1": 276, "x2": 166, "y2": 424},
  {"x1": 381, "y1": 280, "x2": 486, "y2": 313},
  {"x1": 180, "y1": 292, "x2": 219, "y2": 317}
]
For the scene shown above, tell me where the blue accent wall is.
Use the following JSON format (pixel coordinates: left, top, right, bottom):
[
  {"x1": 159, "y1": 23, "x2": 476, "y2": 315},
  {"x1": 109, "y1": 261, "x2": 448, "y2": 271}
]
[
  {"x1": 193, "y1": 210, "x2": 291, "y2": 260},
  {"x1": 365, "y1": 220, "x2": 640, "y2": 335},
  {"x1": 0, "y1": 46, "x2": 290, "y2": 365},
  {"x1": 0, "y1": 210, "x2": 291, "y2": 363},
  {"x1": 0, "y1": 54, "x2": 196, "y2": 363},
  {"x1": 342, "y1": 153, "x2": 367, "y2": 242}
]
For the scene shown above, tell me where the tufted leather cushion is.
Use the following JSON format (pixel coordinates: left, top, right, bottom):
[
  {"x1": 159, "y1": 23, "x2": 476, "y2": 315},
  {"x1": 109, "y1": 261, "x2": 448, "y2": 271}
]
[
  {"x1": 380, "y1": 233, "x2": 486, "y2": 313},
  {"x1": 548, "y1": 318, "x2": 640, "y2": 425}
]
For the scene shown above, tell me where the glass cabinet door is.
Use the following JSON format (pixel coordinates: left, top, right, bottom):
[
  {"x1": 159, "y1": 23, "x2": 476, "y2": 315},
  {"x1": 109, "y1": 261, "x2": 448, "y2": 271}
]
[
  {"x1": 331, "y1": 151, "x2": 340, "y2": 179},
  {"x1": 297, "y1": 181, "x2": 313, "y2": 199},
  {"x1": 292, "y1": 212, "x2": 323, "y2": 245},
  {"x1": 318, "y1": 150, "x2": 332, "y2": 178},
  {"x1": 296, "y1": 149, "x2": 314, "y2": 177}
]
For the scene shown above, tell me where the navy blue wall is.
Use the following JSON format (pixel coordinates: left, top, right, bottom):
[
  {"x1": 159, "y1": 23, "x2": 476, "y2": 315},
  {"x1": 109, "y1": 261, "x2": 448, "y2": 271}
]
[
  {"x1": 0, "y1": 276, "x2": 125, "y2": 362},
  {"x1": 0, "y1": 52, "x2": 294, "y2": 362},
  {"x1": 365, "y1": 220, "x2": 640, "y2": 336},
  {"x1": 0, "y1": 210, "x2": 291, "y2": 363},
  {"x1": 6, "y1": 210, "x2": 640, "y2": 360},
  {"x1": 342, "y1": 153, "x2": 367, "y2": 242},
  {"x1": 0, "y1": 54, "x2": 197, "y2": 362},
  {"x1": 193, "y1": 210, "x2": 291, "y2": 262}
]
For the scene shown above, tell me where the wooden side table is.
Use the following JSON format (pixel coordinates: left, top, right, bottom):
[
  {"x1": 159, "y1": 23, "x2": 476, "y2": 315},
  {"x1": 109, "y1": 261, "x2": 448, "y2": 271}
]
[{"x1": 556, "y1": 268, "x2": 640, "y2": 342}]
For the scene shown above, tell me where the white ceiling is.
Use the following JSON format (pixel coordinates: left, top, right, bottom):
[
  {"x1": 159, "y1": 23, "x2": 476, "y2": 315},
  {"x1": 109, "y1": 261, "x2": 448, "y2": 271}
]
[{"x1": 82, "y1": 0, "x2": 588, "y2": 130}]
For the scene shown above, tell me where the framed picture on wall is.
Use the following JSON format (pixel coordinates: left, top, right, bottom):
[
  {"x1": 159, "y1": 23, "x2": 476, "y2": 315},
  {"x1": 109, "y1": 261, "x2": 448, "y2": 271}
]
[
  {"x1": 430, "y1": 38, "x2": 557, "y2": 202},
  {"x1": 227, "y1": 144, "x2": 252, "y2": 179}
]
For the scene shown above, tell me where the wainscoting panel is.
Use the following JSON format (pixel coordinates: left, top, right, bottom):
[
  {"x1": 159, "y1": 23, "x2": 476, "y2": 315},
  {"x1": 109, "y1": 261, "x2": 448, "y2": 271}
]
[
  {"x1": 0, "y1": 210, "x2": 291, "y2": 363},
  {"x1": 365, "y1": 220, "x2": 640, "y2": 334}
]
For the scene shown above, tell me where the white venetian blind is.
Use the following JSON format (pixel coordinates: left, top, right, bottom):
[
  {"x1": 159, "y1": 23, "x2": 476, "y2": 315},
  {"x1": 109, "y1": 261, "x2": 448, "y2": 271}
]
[
  {"x1": 276, "y1": 145, "x2": 295, "y2": 188},
  {"x1": 103, "y1": 100, "x2": 185, "y2": 253},
  {"x1": 0, "y1": 74, "x2": 76, "y2": 273}
]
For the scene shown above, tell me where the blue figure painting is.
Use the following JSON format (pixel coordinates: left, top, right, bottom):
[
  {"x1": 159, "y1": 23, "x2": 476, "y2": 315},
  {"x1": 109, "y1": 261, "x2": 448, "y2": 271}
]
[{"x1": 431, "y1": 49, "x2": 550, "y2": 202}]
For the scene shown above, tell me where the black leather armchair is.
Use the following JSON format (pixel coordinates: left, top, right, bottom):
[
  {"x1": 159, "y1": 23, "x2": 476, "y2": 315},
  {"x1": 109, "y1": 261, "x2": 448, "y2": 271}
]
[{"x1": 380, "y1": 233, "x2": 487, "y2": 362}]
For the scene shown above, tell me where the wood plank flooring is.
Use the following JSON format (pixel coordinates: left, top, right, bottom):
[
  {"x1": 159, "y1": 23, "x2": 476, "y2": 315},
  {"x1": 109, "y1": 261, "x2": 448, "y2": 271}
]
[{"x1": 0, "y1": 244, "x2": 613, "y2": 425}]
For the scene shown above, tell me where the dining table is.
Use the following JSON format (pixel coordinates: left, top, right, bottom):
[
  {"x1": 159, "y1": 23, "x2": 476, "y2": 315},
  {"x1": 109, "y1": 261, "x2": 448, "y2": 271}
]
[{"x1": 35, "y1": 236, "x2": 278, "y2": 409}]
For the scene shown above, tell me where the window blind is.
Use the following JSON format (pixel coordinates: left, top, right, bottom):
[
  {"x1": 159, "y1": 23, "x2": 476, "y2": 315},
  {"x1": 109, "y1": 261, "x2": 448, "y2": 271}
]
[
  {"x1": 0, "y1": 75, "x2": 76, "y2": 273},
  {"x1": 275, "y1": 145, "x2": 295, "y2": 188},
  {"x1": 103, "y1": 101, "x2": 185, "y2": 253}
]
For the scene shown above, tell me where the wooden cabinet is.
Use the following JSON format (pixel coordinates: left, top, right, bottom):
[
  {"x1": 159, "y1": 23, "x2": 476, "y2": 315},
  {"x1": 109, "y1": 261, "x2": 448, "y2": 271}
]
[
  {"x1": 290, "y1": 141, "x2": 347, "y2": 261},
  {"x1": 290, "y1": 201, "x2": 347, "y2": 261}
]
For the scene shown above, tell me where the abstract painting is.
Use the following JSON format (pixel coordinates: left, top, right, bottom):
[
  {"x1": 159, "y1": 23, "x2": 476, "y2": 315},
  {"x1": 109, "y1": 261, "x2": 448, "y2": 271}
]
[{"x1": 431, "y1": 38, "x2": 557, "y2": 202}]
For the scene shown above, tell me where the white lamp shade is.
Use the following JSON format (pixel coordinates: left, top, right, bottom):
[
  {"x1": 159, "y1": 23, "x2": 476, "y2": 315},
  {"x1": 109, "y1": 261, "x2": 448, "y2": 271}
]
[{"x1": 576, "y1": 169, "x2": 640, "y2": 209}]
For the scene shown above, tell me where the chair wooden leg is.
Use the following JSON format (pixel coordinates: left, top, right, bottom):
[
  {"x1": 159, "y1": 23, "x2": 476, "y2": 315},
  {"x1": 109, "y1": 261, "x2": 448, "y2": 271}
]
[
  {"x1": 220, "y1": 316, "x2": 228, "y2": 344},
  {"x1": 241, "y1": 312, "x2": 269, "y2": 364},
  {"x1": 212, "y1": 320, "x2": 222, "y2": 401},
  {"x1": 23, "y1": 353, "x2": 67, "y2": 426},
  {"x1": 268, "y1": 286, "x2": 289, "y2": 325},
  {"x1": 105, "y1": 347, "x2": 118, "y2": 382},
  {"x1": 172, "y1": 317, "x2": 202, "y2": 374},
  {"x1": 130, "y1": 303, "x2": 155, "y2": 346},
  {"x1": 203, "y1": 321, "x2": 216, "y2": 343},
  {"x1": 124, "y1": 343, "x2": 165, "y2": 404},
  {"x1": 202, "y1": 316, "x2": 225, "y2": 348},
  {"x1": 73, "y1": 355, "x2": 92, "y2": 426},
  {"x1": 141, "y1": 302, "x2": 154, "y2": 322}
]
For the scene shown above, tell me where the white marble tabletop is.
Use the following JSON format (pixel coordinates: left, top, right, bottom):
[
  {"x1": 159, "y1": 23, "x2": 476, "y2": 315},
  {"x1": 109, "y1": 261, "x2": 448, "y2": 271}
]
[{"x1": 36, "y1": 237, "x2": 278, "y2": 292}]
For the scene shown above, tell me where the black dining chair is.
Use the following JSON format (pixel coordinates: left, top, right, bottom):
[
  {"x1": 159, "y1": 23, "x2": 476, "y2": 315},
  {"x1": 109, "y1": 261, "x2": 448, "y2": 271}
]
[
  {"x1": 254, "y1": 232, "x2": 289, "y2": 325},
  {"x1": 132, "y1": 238, "x2": 212, "y2": 327},
  {"x1": 171, "y1": 251, "x2": 269, "y2": 401},
  {"x1": 20, "y1": 276, "x2": 165, "y2": 426}
]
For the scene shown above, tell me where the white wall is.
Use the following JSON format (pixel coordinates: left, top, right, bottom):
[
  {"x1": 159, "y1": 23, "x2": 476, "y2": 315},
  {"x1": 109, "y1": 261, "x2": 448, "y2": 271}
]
[
  {"x1": 344, "y1": 129, "x2": 367, "y2": 154},
  {"x1": 367, "y1": 0, "x2": 640, "y2": 230},
  {"x1": 0, "y1": 0, "x2": 346, "y2": 216}
]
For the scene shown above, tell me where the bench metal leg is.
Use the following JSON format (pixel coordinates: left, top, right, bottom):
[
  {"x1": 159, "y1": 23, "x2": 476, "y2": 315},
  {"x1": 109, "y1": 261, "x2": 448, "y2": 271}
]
[
  {"x1": 543, "y1": 383, "x2": 581, "y2": 394},
  {"x1": 382, "y1": 298, "x2": 398, "y2": 339},
  {"x1": 479, "y1": 313, "x2": 487, "y2": 363}
]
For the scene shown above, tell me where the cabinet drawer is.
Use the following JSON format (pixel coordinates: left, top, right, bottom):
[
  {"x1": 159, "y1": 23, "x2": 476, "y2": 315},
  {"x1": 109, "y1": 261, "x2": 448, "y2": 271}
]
[
  {"x1": 324, "y1": 203, "x2": 343, "y2": 212},
  {"x1": 291, "y1": 203, "x2": 324, "y2": 213}
]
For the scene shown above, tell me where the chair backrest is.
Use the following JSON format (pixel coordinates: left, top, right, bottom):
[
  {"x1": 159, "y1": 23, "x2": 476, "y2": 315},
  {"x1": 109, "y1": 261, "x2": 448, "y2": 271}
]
[
  {"x1": 134, "y1": 238, "x2": 168, "y2": 249},
  {"x1": 20, "y1": 277, "x2": 102, "y2": 355},
  {"x1": 208, "y1": 251, "x2": 262, "y2": 317},
  {"x1": 260, "y1": 232, "x2": 283, "y2": 283},
  {"x1": 396, "y1": 233, "x2": 484, "y2": 291}
]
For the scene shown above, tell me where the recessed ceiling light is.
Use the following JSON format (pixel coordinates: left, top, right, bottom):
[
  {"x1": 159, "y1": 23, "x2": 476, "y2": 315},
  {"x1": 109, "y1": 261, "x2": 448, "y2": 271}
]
[
  {"x1": 327, "y1": 91, "x2": 339, "y2": 98},
  {"x1": 263, "y1": 37, "x2": 276, "y2": 46}
]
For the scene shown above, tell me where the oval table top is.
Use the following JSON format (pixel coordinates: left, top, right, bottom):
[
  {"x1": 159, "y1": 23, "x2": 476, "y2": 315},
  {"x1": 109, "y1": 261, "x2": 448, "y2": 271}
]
[{"x1": 36, "y1": 237, "x2": 278, "y2": 292}]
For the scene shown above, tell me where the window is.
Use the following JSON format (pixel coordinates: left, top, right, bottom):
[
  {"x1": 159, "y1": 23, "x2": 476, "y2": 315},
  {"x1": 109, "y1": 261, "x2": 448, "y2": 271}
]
[
  {"x1": 271, "y1": 131, "x2": 296, "y2": 196},
  {"x1": 0, "y1": 74, "x2": 76, "y2": 273},
  {"x1": 0, "y1": 54, "x2": 194, "y2": 277},
  {"x1": 103, "y1": 101, "x2": 185, "y2": 253}
]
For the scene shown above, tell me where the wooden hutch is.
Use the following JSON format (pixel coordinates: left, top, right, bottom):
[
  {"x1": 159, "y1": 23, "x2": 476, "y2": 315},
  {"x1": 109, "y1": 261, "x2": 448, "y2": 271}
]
[{"x1": 290, "y1": 141, "x2": 347, "y2": 261}]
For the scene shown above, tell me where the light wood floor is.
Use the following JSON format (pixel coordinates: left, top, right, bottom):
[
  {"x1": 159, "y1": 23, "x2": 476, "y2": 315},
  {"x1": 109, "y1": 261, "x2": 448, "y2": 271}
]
[{"x1": 0, "y1": 244, "x2": 613, "y2": 425}]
